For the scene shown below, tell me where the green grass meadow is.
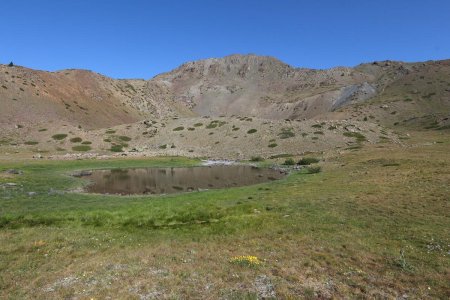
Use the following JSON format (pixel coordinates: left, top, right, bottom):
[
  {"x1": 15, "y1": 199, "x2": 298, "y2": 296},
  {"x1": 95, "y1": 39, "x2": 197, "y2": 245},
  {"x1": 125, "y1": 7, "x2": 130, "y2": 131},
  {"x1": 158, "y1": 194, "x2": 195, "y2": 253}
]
[{"x1": 0, "y1": 136, "x2": 449, "y2": 298}]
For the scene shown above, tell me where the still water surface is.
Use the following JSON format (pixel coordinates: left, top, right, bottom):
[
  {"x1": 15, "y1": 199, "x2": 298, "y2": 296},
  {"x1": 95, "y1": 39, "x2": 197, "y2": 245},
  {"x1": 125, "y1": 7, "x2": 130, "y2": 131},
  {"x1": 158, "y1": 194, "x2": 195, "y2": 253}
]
[{"x1": 84, "y1": 165, "x2": 285, "y2": 195}]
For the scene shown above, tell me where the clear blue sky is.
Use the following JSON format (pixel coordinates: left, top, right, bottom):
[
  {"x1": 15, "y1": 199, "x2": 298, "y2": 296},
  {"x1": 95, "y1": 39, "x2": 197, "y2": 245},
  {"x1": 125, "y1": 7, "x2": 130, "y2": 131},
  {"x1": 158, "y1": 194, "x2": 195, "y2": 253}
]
[{"x1": 1, "y1": 0, "x2": 449, "y2": 79}]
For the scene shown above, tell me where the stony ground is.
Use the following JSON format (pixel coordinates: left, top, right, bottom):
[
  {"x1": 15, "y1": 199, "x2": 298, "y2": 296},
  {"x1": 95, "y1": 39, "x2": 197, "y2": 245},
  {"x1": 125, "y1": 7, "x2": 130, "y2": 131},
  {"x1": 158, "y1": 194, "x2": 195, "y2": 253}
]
[{"x1": 0, "y1": 116, "x2": 399, "y2": 161}]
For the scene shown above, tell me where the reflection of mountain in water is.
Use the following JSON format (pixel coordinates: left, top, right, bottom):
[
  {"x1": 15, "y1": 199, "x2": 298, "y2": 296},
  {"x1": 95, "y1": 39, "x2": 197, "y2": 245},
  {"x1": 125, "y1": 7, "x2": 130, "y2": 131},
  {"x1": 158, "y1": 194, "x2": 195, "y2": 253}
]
[{"x1": 86, "y1": 166, "x2": 286, "y2": 195}]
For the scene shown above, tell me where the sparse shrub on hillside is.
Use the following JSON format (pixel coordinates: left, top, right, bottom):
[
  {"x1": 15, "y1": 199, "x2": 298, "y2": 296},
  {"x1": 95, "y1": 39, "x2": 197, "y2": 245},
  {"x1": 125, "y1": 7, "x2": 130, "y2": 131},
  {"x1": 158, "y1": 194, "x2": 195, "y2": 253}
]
[
  {"x1": 194, "y1": 123, "x2": 203, "y2": 127},
  {"x1": 328, "y1": 125, "x2": 337, "y2": 130},
  {"x1": 268, "y1": 143, "x2": 278, "y2": 148},
  {"x1": 70, "y1": 137, "x2": 82, "y2": 143},
  {"x1": 247, "y1": 129, "x2": 257, "y2": 134},
  {"x1": 159, "y1": 144, "x2": 167, "y2": 149},
  {"x1": 269, "y1": 153, "x2": 292, "y2": 159},
  {"x1": 188, "y1": 127, "x2": 195, "y2": 131},
  {"x1": 343, "y1": 131, "x2": 367, "y2": 142},
  {"x1": 298, "y1": 157, "x2": 320, "y2": 165},
  {"x1": 72, "y1": 145, "x2": 91, "y2": 152},
  {"x1": 81, "y1": 141, "x2": 92, "y2": 145},
  {"x1": 313, "y1": 131, "x2": 324, "y2": 135},
  {"x1": 105, "y1": 129, "x2": 116, "y2": 134},
  {"x1": 118, "y1": 136, "x2": 131, "y2": 141},
  {"x1": 306, "y1": 166, "x2": 322, "y2": 174},
  {"x1": 232, "y1": 127, "x2": 240, "y2": 131},
  {"x1": 110, "y1": 145, "x2": 123, "y2": 152},
  {"x1": 278, "y1": 128, "x2": 295, "y2": 139},
  {"x1": 24, "y1": 141, "x2": 39, "y2": 145},
  {"x1": 52, "y1": 134, "x2": 68, "y2": 140},
  {"x1": 311, "y1": 136, "x2": 318, "y2": 140},
  {"x1": 38, "y1": 128, "x2": 47, "y2": 132},
  {"x1": 283, "y1": 158, "x2": 295, "y2": 165},
  {"x1": 1, "y1": 85, "x2": 7, "y2": 89},
  {"x1": 103, "y1": 138, "x2": 111, "y2": 143},
  {"x1": 301, "y1": 133, "x2": 308, "y2": 137},
  {"x1": 173, "y1": 126, "x2": 184, "y2": 131},
  {"x1": 250, "y1": 156, "x2": 264, "y2": 162},
  {"x1": 311, "y1": 124, "x2": 322, "y2": 128},
  {"x1": 206, "y1": 123, "x2": 217, "y2": 129}
]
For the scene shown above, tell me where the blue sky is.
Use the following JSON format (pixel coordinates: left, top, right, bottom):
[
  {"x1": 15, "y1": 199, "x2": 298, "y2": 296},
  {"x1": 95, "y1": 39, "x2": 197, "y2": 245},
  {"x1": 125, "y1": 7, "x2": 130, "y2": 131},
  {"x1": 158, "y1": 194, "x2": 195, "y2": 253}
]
[{"x1": 1, "y1": 0, "x2": 449, "y2": 79}]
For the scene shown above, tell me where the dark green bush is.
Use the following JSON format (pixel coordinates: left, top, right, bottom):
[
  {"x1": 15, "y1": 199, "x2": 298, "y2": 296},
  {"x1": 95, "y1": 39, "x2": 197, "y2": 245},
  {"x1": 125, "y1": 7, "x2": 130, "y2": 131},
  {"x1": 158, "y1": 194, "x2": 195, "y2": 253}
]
[
  {"x1": 72, "y1": 145, "x2": 91, "y2": 152},
  {"x1": 306, "y1": 166, "x2": 322, "y2": 174},
  {"x1": 298, "y1": 157, "x2": 320, "y2": 165},
  {"x1": 247, "y1": 129, "x2": 257, "y2": 134},
  {"x1": 173, "y1": 126, "x2": 184, "y2": 131},
  {"x1": 268, "y1": 143, "x2": 278, "y2": 148},
  {"x1": 283, "y1": 158, "x2": 295, "y2": 165},
  {"x1": 118, "y1": 136, "x2": 131, "y2": 141},
  {"x1": 278, "y1": 128, "x2": 295, "y2": 139},
  {"x1": 343, "y1": 131, "x2": 367, "y2": 142},
  {"x1": 250, "y1": 156, "x2": 264, "y2": 162},
  {"x1": 52, "y1": 134, "x2": 67, "y2": 140},
  {"x1": 70, "y1": 137, "x2": 82, "y2": 143},
  {"x1": 110, "y1": 145, "x2": 123, "y2": 152}
]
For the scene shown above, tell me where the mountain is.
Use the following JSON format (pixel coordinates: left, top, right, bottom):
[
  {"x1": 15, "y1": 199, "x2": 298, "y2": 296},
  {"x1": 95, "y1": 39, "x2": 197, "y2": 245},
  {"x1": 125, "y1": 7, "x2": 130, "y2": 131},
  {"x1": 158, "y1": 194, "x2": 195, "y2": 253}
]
[
  {"x1": 2, "y1": 55, "x2": 449, "y2": 129},
  {"x1": 0, "y1": 55, "x2": 449, "y2": 158}
]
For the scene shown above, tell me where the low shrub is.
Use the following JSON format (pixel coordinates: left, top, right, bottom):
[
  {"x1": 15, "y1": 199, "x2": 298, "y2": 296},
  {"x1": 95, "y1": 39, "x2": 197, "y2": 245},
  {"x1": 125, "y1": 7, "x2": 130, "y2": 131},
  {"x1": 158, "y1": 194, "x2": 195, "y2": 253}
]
[
  {"x1": 110, "y1": 145, "x2": 123, "y2": 152},
  {"x1": 118, "y1": 136, "x2": 132, "y2": 141},
  {"x1": 343, "y1": 131, "x2": 367, "y2": 142},
  {"x1": 283, "y1": 158, "x2": 295, "y2": 165},
  {"x1": 52, "y1": 134, "x2": 67, "y2": 140},
  {"x1": 247, "y1": 129, "x2": 257, "y2": 134},
  {"x1": 268, "y1": 143, "x2": 278, "y2": 148},
  {"x1": 173, "y1": 126, "x2": 184, "y2": 131},
  {"x1": 72, "y1": 145, "x2": 91, "y2": 152},
  {"x1": 24, "y1": 141, "x2": 39, "y2": 145},
  {"x1": 70, "y1": 137, "x2": 82, "y2": 143},
  {"x1": 81, "y1": 141, "x2": 92, "y2": 145},
  {"x1": 298, "y1": 157, "x2": 320, "y2": 165},
  {"x1": 250, "y1": 156, "x2": 264, "y2": 162},
  {"x1": 306, "y1": 166, "x2": 321, "y2": 174},
  {"x1": 278, "y1": 128, "x2": 295, "y2": 139},
  {"x1": 269, "y1": 153, "x2": 292, "y2": 159}
]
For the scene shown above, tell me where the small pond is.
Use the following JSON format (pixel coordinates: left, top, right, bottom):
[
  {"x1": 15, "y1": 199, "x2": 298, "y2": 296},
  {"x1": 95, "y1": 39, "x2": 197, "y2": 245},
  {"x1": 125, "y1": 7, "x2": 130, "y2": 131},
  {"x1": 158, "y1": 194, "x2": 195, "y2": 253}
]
[{"x1": 82, "y1": 165, "x2": 286, "y2": 195}]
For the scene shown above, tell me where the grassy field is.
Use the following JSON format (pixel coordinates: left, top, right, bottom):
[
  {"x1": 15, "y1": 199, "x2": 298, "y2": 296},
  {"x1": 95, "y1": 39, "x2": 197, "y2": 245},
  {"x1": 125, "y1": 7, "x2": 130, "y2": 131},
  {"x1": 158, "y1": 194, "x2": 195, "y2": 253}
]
[{"x1": 0, "y1": 132, "x2": 449, "y2": 299}]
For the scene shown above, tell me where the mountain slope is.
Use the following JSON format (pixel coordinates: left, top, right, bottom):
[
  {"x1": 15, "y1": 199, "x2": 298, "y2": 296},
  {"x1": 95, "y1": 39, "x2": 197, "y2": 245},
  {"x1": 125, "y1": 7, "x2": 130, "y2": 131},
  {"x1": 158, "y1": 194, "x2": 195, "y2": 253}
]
[
  {"x1": 1, "y1": 55, "x2": 449, "y2": 133},
  {"x1": 0, "y1": 65, "x2": 185, "y2": 129}
]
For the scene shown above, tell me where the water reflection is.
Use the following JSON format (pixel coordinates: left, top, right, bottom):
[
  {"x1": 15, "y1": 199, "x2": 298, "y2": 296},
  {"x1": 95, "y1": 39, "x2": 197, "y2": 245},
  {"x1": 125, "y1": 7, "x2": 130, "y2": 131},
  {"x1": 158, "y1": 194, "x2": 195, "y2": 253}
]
[{"x1": 84, "y1": 165, "x2": 285, "y2": 195}]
